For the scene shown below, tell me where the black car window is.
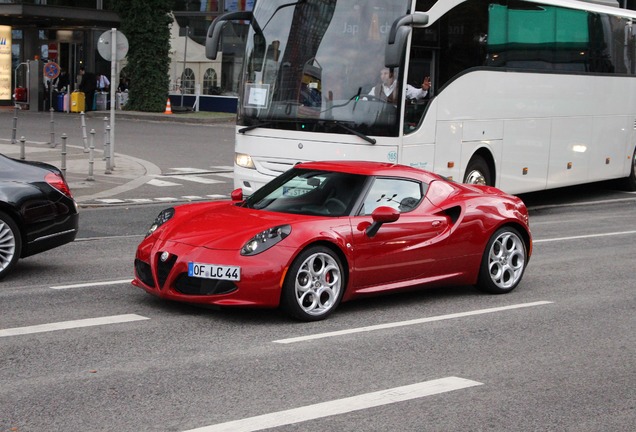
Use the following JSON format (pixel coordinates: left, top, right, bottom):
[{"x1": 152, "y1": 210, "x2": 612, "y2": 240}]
[{"x1": 246, "y1": 168, "x2": 367, "y2": 217}]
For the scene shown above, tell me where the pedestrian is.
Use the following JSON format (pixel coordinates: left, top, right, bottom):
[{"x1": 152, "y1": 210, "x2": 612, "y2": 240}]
[
  {"x1": 97, "y1": 73, "x2": 110, "y2": 92},
  {"x1": 78, "y1": 66, "x2": 96, "y2": 111}
]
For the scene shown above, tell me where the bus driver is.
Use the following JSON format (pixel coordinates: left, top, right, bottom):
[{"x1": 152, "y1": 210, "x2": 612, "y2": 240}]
[{"x1": 368, "y1": 67, "x2": 431, "y2": 103}]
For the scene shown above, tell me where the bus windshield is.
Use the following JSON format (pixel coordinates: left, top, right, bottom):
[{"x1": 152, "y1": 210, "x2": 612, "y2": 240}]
[{"x1": 239, "y1": 0, "x2": 411, "y2": 137}]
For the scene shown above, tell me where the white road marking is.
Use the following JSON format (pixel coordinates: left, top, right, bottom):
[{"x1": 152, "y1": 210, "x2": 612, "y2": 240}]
[
  {"x1": 0, "y1": 314, "x2": 149, "y2": 338},
  {"x1": 155, "y1": 197, "x2": 180, "y2": 202},
  {"x1": 148, "y1": 178, "x2": 181, "y2": 187},
  {"x1": 167, "y1": 167, "x2": 213, "y2": 174},
  {"x1": 127, "y1": 198, "x2": 155, "y2": 203},
  {"x1": 95, "y1": 198, "x2": 126, "y2": 204},
  {"x1": 50, "y1": 279, "x2": 132, "y2": 290},
  {"x1": 274, "y1": 301, "x2": 553, "y2": 344},
  {"x1": 162, "y1": 175, "x2": 222, "y2": 185},
  {"x1": 213, "y1": 172, "x2": 234, "y2": 179},
  {"x1": 528, "y1": 196, "x2": 636, "y2": 210},
  {"x1": 182, "y1": 377, "x2": 482, "y2": 432},
  {"x1": 534, "y1": 230, "x2": 636, "y2": 243}
]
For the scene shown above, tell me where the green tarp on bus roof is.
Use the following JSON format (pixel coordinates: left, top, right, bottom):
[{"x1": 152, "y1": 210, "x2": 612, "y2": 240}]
[{"x1": 488, "y1": 4, "x2": 589, "y2": 46}]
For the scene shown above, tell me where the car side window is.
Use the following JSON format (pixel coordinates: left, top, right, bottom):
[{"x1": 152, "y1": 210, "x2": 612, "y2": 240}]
[{"x1": 360, "y1": 178, "x2": 423, "y2": 215}]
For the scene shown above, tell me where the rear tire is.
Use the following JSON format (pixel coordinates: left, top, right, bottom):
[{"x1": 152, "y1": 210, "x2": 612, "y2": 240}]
[
  {"x1": 281, "y1": 246, "x2": 345, "y2": 321},
  {"x1": 0, "y1": 211, "x2": 22, "y2": 280},
  {"x1": 477, "y1": 227, "x2": 527, "y2": 294},
  {"x1": 621, "y1": 147, "x2": 636, "y2": 191},
  {"x1": 464, "y1": 155, "x2": 493, "y2": 186}
]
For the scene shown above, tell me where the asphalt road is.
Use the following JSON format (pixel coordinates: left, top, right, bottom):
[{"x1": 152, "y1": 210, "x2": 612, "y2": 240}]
[{"x1": 1, "y1": 186, "x2": 635, "y2": 431}]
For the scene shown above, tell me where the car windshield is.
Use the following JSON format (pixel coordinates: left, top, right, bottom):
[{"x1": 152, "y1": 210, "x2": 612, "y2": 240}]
[{"x1": 243, "y1": 168, "x2": 368, "y2": 216}]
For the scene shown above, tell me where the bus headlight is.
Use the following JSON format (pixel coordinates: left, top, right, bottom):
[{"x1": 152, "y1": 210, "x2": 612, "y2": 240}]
[{"x1": 235, "y1": 152, "x2": 255, "y2": 169}]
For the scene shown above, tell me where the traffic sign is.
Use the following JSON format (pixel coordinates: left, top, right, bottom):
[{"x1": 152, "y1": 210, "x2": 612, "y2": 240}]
[
  {"x1": 44, "y1": 61, "x2": 60, "y2": 79},
  {"x1": 97, "y1": 30, "x2": 129, "y2": 61}
]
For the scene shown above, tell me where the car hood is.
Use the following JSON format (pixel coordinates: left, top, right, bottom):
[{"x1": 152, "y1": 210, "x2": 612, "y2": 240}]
[{"x1": 157, "y1": 201, "x2": 312, "y2": 249}]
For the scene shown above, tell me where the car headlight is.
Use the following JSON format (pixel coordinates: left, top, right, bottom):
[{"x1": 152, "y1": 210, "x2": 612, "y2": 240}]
[
  {"x1": 241, "y1": 225, "x2": 291, "y2": 256},
  {"x1": 146, "y1": 207, "x2": 175, "y2": 237},
  {"x1": 235, "y1": 152, "x2": 255, "y2": 169}
]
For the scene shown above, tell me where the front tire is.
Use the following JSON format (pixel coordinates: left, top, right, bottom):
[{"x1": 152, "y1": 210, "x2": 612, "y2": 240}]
[
  {"x1": 464, "y1": 155, "x2": 493, "y2": 186},
  {"x1": 477, "y1": 227, "x2": 527, "y2": 294},
  {"x1": 281, "y1": 246, "x2": 345, "y2": 321},
  {"x1": 0, "y1": 211, "x2": 22, "y2": 280}
]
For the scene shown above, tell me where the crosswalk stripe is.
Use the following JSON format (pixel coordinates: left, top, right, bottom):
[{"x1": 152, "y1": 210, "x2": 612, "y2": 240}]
[
  {"x1": 95, "y1": 198, "x2": 126, "y2": 204},
  {"x1": 162, "y1": 175, "x2": 222, "y2": 184},
  {"x1": 148, "y1": 178, "x2": 181, "y2": 187}
]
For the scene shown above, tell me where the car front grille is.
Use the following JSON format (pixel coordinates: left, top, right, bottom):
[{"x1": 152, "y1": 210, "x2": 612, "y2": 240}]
[
  {"x1": 135, "y1": 259, "x2": 155, "y2": 288},
  {"x1": 156, "y1": 253, "x2": 178, "y2": 289},
  {"x1": 174, "y1": 273, "x2": 238, "y2": 296}
]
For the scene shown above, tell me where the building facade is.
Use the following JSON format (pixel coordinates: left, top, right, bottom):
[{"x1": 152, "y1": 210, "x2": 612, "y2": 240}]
[{"x1": 0, "y1": 0, "x2": 253, "y2": 111}]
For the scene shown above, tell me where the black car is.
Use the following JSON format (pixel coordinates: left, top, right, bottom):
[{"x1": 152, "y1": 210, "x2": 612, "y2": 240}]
[{"x1": 0, "y1": 153, "x2": 79, "y2": 279}]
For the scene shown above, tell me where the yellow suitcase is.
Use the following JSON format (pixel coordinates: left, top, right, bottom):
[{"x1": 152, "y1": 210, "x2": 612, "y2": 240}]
[{"x1": 71, "y1": 91, "x2": 85, "y2": 113}]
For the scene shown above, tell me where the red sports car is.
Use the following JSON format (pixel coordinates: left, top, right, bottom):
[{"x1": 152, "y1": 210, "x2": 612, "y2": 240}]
[{"x1": 133, "y1": 161, "x2": 531, "y2": 321}]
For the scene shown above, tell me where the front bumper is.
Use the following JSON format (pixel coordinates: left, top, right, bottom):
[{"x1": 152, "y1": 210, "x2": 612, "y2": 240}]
[{"x1": 132, "y1": 237, "x2": 293, "y2": 308}]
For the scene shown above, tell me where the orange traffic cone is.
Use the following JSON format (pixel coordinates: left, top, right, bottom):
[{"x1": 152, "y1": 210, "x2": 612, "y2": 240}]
[{"x1": 164, "y1": 98, "x2": 173, "y2": 115}]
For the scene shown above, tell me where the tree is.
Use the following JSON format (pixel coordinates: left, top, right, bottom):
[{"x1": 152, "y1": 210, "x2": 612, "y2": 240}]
[{"x1": 111, "y1": 0, "x2": 174, "y2": 112}]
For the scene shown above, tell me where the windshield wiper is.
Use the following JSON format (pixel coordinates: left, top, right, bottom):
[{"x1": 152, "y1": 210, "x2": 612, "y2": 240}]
[
  {"x1": 239, "y1": 122, "x2": 271, "y2": 134},
  {"x1": 330, "y1": 121, "x2": 376, "y2": 145}
]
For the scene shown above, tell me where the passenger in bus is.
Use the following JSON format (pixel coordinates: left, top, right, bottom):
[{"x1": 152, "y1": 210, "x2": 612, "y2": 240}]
[{"x1": 367, "y1": 67, "x2": 431, "y2": 103}]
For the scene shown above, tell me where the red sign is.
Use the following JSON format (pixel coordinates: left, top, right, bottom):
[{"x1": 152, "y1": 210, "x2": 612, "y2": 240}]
[{"x1": 48, "y1": 42, "x2": 58, "y2": 60}]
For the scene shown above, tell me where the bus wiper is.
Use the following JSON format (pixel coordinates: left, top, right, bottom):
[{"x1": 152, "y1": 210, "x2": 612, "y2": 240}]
[
  {"x1": 239, "y1": 122, "x2": 271, "y2": 133},
  {"x1": 331, "y1": 121, "x2": 376, "y2": 145}
]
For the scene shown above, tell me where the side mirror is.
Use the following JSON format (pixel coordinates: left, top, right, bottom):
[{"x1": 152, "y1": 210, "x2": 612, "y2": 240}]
[
  {"x1": 366, "y1": 206, "x2": 400, "y2": 237},
  {"x1": 206, "y1": 11, "x2": 253, "y2": 60},
  {"x1": 231, "y1": 188, "x2": 244, "y2": 202},
  {"x1": 385, "y1": 13, "x2": 429, "y2": 68}
]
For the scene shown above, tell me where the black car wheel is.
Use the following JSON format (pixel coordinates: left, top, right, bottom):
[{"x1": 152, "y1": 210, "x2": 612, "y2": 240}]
[
  {"x1": 477, "y1": 227, "x2": 527, "y2": 294},
  {"x1": 0, "y1": 211, "x2": 22, "y2": 279},
  {"x1": 622, "y1": 147, "x2": 636, "y2": 191},
  {"x1": 464, "y1": 155, "x2": 492, "y2": 186},
  {"x1": 281, "y1": 246, "x2": 345, "y2": 321}
]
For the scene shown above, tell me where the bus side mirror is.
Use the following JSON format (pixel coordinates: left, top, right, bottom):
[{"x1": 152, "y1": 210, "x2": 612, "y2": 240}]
[
  {"x1": 385, "y1": 13, "x2": 429, "y2": 68},
  {"x1": 206, "y1": 11, "x2": 253, "y2": 60}
]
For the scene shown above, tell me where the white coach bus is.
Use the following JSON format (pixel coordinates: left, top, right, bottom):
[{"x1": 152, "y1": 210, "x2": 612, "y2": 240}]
[{"x1": 206, "y1": 0, "x2": 636, "y2": 195}]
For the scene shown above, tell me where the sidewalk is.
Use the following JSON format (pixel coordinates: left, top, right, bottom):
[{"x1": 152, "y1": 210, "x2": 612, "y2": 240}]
[{"x1": 0, "y1": 107, "x2": 235, "y2": 206}]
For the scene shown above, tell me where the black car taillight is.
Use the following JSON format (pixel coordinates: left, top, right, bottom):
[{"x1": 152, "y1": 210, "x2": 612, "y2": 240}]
[{"x1": 45, "y1": 172, "x2": 73, "y2": 198}]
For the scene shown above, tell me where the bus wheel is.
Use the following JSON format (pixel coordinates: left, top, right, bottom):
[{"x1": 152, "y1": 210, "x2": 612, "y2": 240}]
[
  {"x1": 464, "y1": 156, "x2": 492, "y2": 186},
  {"x1": 622, "y1": 148, "x2": 636, "y2": 191}
]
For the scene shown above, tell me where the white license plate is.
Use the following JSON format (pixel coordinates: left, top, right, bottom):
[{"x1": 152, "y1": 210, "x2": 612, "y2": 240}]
[{"x1": 188, "y1": 262, "x2": 241, "y2": 281}]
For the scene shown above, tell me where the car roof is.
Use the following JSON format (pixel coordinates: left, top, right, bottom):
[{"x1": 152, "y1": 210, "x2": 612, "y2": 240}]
[{"x1": 295, "y1": 160, "x2": 442, "y2": 183}]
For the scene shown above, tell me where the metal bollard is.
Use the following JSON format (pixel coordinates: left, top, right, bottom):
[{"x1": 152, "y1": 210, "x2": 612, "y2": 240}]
[
  {"x1": 11, "y1": 106, "x2": 18, "y2": 144},
  {"x1": 87, "y1": 129, "x2": 96, "y2": 181},
  {"x1": 19, "y1": 136, "x2": 26, "y2": 160},
  {"x1": 80, "y1": 112, "x2": 89, "y2": 153},
  {"x1": 102, "y1": 117, "x2": 109, "y2": 160},
  {"x1": 49, "y1": 108, "x2": 57, "y2": 148},
  {"x1": 105, "y1": 126, "x2": 112, "y2": 174},
  {"x1": 61, "y1": 133, "x2": 67, "y2": 177}
]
